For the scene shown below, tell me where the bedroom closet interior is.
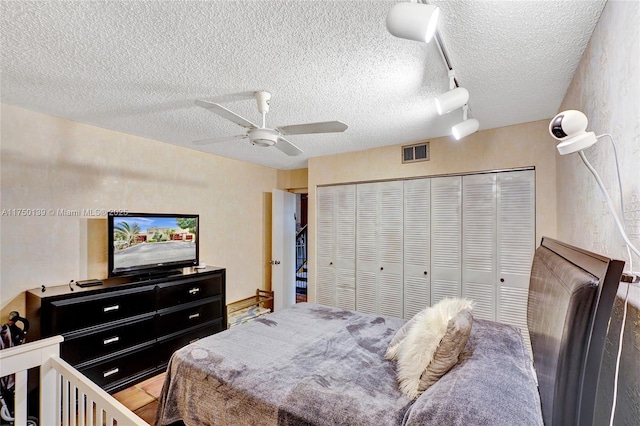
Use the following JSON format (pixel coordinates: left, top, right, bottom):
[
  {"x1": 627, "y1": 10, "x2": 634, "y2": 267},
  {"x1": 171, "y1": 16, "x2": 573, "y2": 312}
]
[{"x1": 316, "y1": 168, "x2": 535, "y2": 345}]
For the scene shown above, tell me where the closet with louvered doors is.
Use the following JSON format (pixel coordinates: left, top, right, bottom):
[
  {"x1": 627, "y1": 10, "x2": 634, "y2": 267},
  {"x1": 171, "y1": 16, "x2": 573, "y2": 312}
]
[
  {"x1": 315, "y1": 169, "x2": 535, "y2": 331},
  {"x1": 355, "y1": 181, "x2": 404, "y2": 317},
  {"x1": 316, "y1": 185, "x2": 357, "y2": 309},
  {"x1": 495, "y1": 170, "x2": 535, "y2": 348},
  {"x1": 429, "y1": 176, "x2": 464, "y2": 310},
  {"x1": 462, "y1": 173, "x2": 497, "y2": 321},
  {"x1": 461, "y1": 170, "x2": 535, "y2": 348},
  {"x1": 403, "y1": 178, "x2": 431, "y2": 319}
]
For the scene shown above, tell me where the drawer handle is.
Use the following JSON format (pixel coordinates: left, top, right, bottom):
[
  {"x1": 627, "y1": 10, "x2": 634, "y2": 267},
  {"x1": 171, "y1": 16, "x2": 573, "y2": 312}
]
[
  {"x1": 103, "y1": 305, "x2": 119, "y2": 313},
  {"x1": 103, "y1": 368, "x2": 119, "y2": 378},
  {"x1": 188, "y1": 313, "x2": 200, "y2": 320},
  {"x1": 189, "y1": 287, "x2": 200, "y2": 295},
  {"x1": 103, "y1": 336, "x2": 119, "y2": 345}
]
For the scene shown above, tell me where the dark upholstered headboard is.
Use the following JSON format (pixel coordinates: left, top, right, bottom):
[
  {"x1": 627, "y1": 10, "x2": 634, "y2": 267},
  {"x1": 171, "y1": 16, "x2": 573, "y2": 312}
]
[{"x1": 528, "y1": 237, "x2": 624, "y2": 426}]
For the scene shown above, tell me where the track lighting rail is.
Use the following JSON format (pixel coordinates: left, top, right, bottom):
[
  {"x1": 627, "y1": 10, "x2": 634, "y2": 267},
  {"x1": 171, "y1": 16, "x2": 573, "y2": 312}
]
[{"x1": 387, "y1": 0, "x2": 479, "y2": 139}]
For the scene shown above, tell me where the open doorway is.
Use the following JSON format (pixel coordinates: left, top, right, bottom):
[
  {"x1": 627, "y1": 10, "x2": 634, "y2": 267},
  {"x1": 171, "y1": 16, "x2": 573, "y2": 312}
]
[{"x1": 295, "y1": 193, "x2": 308, "y2": 303}]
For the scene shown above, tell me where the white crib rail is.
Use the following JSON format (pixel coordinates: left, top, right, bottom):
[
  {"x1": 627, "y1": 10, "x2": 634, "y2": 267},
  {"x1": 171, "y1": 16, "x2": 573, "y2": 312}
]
[{"x1": 0, "y1": 335, "x2": 147, "y2": 426}]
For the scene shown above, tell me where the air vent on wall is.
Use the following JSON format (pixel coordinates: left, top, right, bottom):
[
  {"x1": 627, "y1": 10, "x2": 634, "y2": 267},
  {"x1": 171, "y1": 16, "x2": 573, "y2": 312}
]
[{"x1": 402, "y1": 142, "x2": 430, "y2": 164}]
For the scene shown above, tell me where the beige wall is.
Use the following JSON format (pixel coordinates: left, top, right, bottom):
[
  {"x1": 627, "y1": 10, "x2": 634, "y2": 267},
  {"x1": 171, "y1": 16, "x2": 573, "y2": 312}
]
[
  {"x1": 555, "y1": 3, "x2": 640, "y2": 422},
  {"x1": 277, "y1": 168, "x2": 308, "y2": 192},
  {"x1": 307, "y1": 119, "x2": 558, "y2": 302},
  {"x1": 556, "y1": 0, "x2": 640, "y2": 264},
  {"x1": 0, "y1": 104, "x2": 279, "y2": 315}
]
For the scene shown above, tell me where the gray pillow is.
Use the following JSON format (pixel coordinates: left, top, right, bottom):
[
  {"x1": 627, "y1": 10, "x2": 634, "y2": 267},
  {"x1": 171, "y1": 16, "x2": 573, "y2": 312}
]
[{"x1": 418, "y1": 308, "x2": 473, "y2": 391}]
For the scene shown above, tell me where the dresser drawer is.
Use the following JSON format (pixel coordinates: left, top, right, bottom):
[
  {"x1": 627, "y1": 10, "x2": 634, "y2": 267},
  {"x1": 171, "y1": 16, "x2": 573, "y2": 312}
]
[
  {"x1": 61, "y1": 316, "x2": 155, "y2": 366},
  {"x1": 156, "y1": 320, "x2": 224, "y2": 367},
  {"x1": 157, "y1": 299, "x2": 223, "y2": 337},
  {"x1": 50, "y1": 286, "x2": 155, "y2": 333},
  {"x1": 79, "y1": 345, "x2": 155, "y2": 390},
  {"x1": 156, "y1": 274, "x2": 223, "y2": 309}
]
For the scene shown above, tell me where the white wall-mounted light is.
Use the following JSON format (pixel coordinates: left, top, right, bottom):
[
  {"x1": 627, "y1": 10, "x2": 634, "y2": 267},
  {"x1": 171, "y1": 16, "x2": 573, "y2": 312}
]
[
  {"x1": 386, "y1": 2, "x2": 440, "y2": 44},
  {"x1": 549, "y1": 110, "x2": 597, "y2": 155},
  {"x1": 452, "y1": 105, "x2": 479, "y2": 140}
]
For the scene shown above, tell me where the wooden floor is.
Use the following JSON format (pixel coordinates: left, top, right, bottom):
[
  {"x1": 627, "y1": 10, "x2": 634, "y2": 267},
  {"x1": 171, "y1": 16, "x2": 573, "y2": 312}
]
[{"x1": 113, "y1": 373, "x2": 165, "y2": 424}]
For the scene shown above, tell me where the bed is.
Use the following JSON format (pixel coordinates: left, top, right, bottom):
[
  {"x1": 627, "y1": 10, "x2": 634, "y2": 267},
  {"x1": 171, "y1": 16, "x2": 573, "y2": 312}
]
[{"x1": 155, "y1": 238, "x2": 624, "y2": 426}]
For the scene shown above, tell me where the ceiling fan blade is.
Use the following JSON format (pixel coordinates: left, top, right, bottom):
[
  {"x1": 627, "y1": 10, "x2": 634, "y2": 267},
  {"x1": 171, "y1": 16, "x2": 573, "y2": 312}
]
[
  {"x1": 193, "y1": 134, "x2": 247, "y2": 146},
  {"x1": 275, "y1": 137, "x2": 303, "y2": 156},
  {"x1": 277, "y1": 120, "x2": 348, "y2": 135},
  {"x1": 212, "y1": 91, "x2": 259, "y2": 103},
  {"x1": 195, "y1": 100, "x2": 257, "y2": 129}
]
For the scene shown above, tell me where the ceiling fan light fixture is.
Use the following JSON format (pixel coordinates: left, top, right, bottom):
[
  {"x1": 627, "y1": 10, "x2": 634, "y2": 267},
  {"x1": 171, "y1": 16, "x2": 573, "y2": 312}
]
[
  {"x1": 252, "y1": 139, "x2": 275, "y2": 147},
  {"x1": 249, "y1": 128, "x2": 278, "y2": 147},
  {"x1": 435, "y1": 87, "x2": 469, "y2": 115},
  {"x1": 386, "y1": 3, "x2": 440, "y2": 44},
  {"x1": 452, "y1": 118, "x2": 479, "y2": 140}
]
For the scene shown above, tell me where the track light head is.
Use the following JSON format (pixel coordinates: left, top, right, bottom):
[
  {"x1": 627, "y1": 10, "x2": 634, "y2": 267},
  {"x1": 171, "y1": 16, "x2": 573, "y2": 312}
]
[
  {"x1": 435, "y1": 87, "x2": 469, "y2": 115},
  {"x1": 386, "y1": 3, "x2": 440, "y2": 44},
  {"x1": 452, "y1": 118, "x2": 479, "y2": 140},
  {"x1": 549, "y1": 110, "x2": 597, "y2": 155}
]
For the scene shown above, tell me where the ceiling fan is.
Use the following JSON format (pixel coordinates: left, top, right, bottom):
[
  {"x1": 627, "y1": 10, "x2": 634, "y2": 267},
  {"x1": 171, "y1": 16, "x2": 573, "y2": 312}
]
[{"x1": 193, "y1": 91, "x2": 348, "y2": 156}]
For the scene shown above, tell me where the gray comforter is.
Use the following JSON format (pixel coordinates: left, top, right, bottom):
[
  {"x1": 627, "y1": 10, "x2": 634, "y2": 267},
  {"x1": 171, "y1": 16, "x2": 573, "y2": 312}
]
[{"x1": 155, "y1": 303, "x2": 542, "y2": 425}]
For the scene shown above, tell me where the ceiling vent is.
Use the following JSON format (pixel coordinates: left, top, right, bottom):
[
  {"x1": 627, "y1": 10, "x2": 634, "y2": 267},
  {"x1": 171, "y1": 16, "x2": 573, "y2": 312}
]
[{"x1": 402, "y1": 142, "x2": 430, "y2": 164}]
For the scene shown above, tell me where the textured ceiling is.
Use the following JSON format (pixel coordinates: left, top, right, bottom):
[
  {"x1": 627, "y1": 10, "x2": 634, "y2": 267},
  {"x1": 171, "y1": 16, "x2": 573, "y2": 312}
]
[{"x1": 1, "y1": 0, "x2": 606, "y2": 170}]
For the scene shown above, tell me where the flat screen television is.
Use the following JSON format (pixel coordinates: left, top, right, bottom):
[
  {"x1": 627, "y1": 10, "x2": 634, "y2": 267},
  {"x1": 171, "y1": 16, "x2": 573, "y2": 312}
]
[{"x1": 107, "y1": 212, "x2": 199, "y2": 277}]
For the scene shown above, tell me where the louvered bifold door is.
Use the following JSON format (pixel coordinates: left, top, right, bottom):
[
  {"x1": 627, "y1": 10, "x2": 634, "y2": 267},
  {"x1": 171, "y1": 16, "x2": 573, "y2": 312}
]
[
  {"x1": 404, "y1": 178, "x2": 431, "y2": 319},
  {"x1": 430, "y1": 176, "x2": 462, "y2": 304},
  {"x1": 335, "y1": 185, "x2": 356, "y2": 309},
  {"x1": 356, "y1": 181, "x2": 403, "y2": 317},
  {"x1": 462, "y1": 174, "x2": 497, "y2": 321},
  {"x1": 316, "y1": 186, "x2": 336, "y2": 306},
  {"x1": 356, "y1": 183, "x2": 379, "y2": 314},
  {"x1": 378, "y1": 181, "x2": 404, "y2": 318},
  {"x1": 497, "y1": 170, "x2": 535, "y2": 352}
]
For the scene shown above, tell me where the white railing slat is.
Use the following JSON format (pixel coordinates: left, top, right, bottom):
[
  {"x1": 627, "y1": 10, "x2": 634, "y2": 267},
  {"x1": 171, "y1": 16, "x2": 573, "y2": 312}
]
[
  {"x1": 70, "y1": 384, "x2": 76, "y2": 426},
  {"x1": 78, "y1": 391, "x2": 86, "y2": 426},
  {"x1": 88, "y1": 398, "x2": 94, "y2": 426},
  {"x1": 63, "y1": 376, "x2": 70, "y2": 426},
  {"x1": 95, "y1": 403, "x2": 104, "y2": 426},
  {"x1": 13, "y1": 370, "x2": 28, "y2": 426},
  {"x1": 41, "y1": 337, "x2": 64, "y2": 423}
]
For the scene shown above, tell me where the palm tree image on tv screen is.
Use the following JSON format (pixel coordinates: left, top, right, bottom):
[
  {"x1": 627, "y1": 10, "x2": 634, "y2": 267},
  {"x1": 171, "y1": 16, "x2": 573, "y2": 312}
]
[{"x1": 113, "y1": 216, "x2": 197, "y2": 269}]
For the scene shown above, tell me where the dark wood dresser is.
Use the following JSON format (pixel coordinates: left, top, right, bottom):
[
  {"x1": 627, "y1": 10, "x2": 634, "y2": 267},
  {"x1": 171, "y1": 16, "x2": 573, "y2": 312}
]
[{"x1": 26, "y1": 267, "x2": 226, "y2": 393}]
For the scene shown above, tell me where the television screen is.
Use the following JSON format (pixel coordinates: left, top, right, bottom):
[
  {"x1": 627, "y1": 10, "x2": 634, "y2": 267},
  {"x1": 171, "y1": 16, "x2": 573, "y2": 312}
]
[{"x1": 108, "y1": 213, "x2": 199, "y2": 277}]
